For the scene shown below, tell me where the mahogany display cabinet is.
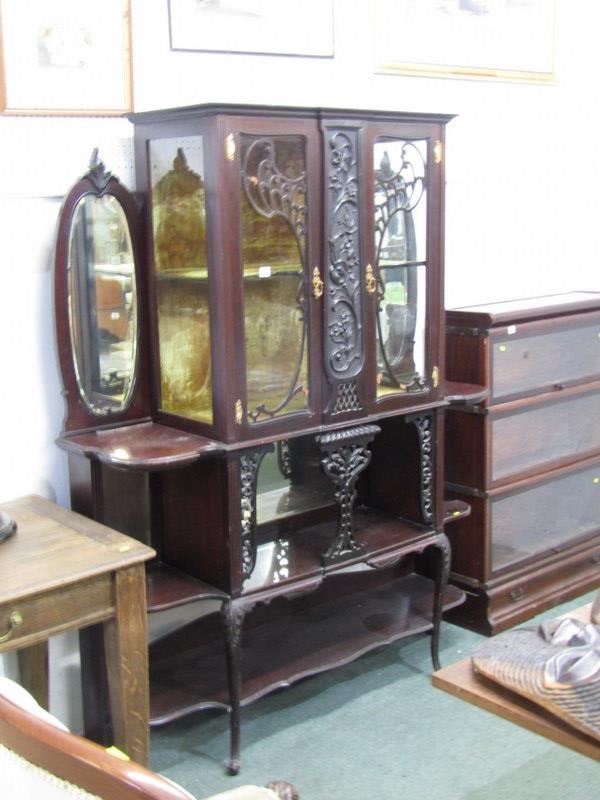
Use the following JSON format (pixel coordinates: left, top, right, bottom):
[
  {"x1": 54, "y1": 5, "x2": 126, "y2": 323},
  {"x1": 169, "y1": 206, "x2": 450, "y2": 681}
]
[
  {"x1": 53, "y1": 105, "x2": 476, "y2": 771},
  {"x1": 445, "y1": 292, "x2": 600, "y2": 635}
]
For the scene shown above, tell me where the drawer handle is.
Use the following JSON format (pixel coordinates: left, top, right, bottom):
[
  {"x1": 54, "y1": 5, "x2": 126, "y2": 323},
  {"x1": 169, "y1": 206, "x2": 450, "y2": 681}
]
[
  {"x1": 0, "y1": 611, "x2": 22, "y2": 643},
  {"x1": 592, "y1": 553, "x2": 600, "y2": 564},
  {"x1": 510, "y1": 588, "x2": 524, "y2": 603}
]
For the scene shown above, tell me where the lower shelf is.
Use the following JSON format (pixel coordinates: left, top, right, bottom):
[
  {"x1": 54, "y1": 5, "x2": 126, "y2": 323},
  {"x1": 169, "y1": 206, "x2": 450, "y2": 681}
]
[{"x1": 149, "y1": 571, "x2": 464, "y2": 725}]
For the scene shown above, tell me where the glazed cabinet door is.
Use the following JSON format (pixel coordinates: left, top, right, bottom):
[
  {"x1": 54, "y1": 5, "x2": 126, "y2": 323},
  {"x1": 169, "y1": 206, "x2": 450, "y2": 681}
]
[
  {"x1": 227, "y1": 116, "x2": 323, "y2": 440},
  {"x1": 363, "y1": 123, "x2": 445, "y2": 415}
]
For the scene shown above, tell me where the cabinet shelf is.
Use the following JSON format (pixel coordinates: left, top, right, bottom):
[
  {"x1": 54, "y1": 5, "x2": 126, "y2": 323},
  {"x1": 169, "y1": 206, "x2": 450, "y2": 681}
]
[
  {"x1": 379, "y1": 259, "x2": 426, "y2": 270},
  {"x1": 148, "y1": 572, "x2": 464, "y2": 724},
  {"x1": 58, "y1": 421, "x2": 224, "y2": 470},
  {"x1": 443, "y1": 498, "x2": 471, "y2": 525},
  {"x1": 156, "y1": 269, "x2": 209, "y2": 282},
  {"x1": 445, "y1": 381, "x2": 488, "y2": 406},
  {"x1": 146, "y1": 564, "x2": 227, "y2": 612},
  {"x1": 243, "y1": 508, "x2": 437, "y2": 597},
  {"x1": 155, "y1": 265, "x2": 302, "y2": 282}
]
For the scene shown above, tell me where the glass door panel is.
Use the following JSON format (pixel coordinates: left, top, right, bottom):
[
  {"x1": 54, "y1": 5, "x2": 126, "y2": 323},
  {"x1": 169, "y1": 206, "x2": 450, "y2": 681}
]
[
  {"x1": 373, "y1": 138, "x2": 428, "y2": 398},
  {"x1": 149, "y1": 136, "x2": 213, "y2": 423},
  {"x1": 376, "y1": 264, "x2": 427, "y2": 396},
  {"x1": 240, "y1": 134, "x2": 309, "y2": 424},
  {"x1": 491, "y1": 463, "x2": 600, "y2": 572}
]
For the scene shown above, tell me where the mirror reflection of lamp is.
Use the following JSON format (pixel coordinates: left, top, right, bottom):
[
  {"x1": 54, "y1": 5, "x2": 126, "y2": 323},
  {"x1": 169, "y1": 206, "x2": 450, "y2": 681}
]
[{"x1": 0, "y1": 512, "x2": 16, "y2": 543}]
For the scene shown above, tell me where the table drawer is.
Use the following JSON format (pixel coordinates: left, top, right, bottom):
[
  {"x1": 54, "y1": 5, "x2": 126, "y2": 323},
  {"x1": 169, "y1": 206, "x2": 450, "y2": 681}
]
[
  {"x1": 0, "y1": 574, "x2": 113, "y2": 651},
  {"x1": 490, "y1": 320, "x2": 600, "y2": 402}
]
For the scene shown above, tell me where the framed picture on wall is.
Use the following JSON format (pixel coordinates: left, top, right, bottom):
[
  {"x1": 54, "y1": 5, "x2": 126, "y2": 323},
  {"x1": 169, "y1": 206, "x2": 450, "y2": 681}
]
[
  {"x1": 374, "y1": 0, "x2": 556, "y2": 83},
  {"x1": 0, "y1": 0, "x2": 132, "y2": 115},
  {"x1": 168, "y1": 0, "x2": 334, "y2": 58}
]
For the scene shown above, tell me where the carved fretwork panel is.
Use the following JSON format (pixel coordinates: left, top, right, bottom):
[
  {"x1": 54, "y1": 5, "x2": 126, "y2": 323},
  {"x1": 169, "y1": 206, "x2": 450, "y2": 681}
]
[
  {"x1": 331, "y1": 379, "x2": 362, "y2": 415},
  {"x1": 239, "y1": 445, "x2": 273, "y2": 579},
  {"x1": 323, "y1": 127, "x2": 365, "y2": 414},
  {"x1": 276, "y1": 439, "x2": 292, "y2": 479},
  {"x1": 408, "y1": 413, "x2": 435, "y2": 525},
  {"x1": 317, "y1": 424, "x2": 380, "y2": 565}
]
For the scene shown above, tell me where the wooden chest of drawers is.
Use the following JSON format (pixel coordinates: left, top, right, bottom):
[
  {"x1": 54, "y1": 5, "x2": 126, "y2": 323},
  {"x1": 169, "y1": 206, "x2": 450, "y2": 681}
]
[{"x1": 445, "y1": 292, "x2": 600, "y2": 634}]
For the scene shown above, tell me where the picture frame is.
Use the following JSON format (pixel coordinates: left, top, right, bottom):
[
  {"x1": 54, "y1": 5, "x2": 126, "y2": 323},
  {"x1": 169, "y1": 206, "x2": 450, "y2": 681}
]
[
  {"x1": 374, "y1": 0, "x2": 556, "y2": 84},
  {"x1": 168, "y1": 0, "x2": 334, "y2": 59},
  {"x1": 0, "y1": 0, "x2": 132, "y2": 115}
]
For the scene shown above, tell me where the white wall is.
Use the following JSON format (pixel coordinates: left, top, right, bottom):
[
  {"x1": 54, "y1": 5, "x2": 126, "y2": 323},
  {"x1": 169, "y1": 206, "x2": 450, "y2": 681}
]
[{"x1": 0, "y1": 0, "x2": 598, "y2": 723}]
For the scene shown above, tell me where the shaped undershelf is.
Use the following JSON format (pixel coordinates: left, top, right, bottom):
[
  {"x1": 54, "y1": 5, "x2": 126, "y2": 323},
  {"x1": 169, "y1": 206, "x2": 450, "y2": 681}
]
[
  {"x1": 57, "y1": 421, "x2": 224, "y2": 470},
  {"x1": 148, "y1": 570, "x2": 464, "y2": 725}
]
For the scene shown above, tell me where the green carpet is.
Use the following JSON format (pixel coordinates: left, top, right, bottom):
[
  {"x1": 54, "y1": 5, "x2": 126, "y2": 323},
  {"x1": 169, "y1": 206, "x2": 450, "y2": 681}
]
[{"x1": 150, "y1": 591, "x2": 600, "y2": 800}]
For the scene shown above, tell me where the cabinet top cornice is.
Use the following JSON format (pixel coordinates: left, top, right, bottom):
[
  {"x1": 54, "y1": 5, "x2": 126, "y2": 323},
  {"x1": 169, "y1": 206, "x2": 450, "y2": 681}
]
[{"x1": 129, "y1": 102, "x2": 456, "y2": 126}]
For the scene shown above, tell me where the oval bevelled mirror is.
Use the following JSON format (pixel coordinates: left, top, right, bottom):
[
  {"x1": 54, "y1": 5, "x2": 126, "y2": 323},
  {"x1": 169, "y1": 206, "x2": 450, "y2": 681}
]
[
  {"x1": 68, "y1": 191, "x2": 137, "y2": 414},
  {"x1": 56, "y1": 150, "x2": 143, "y2": 428}
]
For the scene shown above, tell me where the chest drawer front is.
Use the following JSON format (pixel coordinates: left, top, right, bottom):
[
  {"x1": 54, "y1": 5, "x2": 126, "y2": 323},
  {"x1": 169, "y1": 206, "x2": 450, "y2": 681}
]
[
  {"x1": 0, "y1": 574, "x2": 113, "y2": 652},
  {"x1": 492, "y1": 391, "x2": 600, "y2": 484},
  {"x1": 490, "y1": 461, "x2": 600, "y2": 574},
  {"x1": 491, "y1": 322, "x2": 600, "y2": 402}
]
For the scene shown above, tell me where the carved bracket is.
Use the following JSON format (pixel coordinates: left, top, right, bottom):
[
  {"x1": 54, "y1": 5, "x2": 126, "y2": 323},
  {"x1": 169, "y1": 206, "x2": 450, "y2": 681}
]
[
  {"x1": 239, "y1": 445, "x2": 274, "y2": 579},
  {"x1": 317, "y1": 424, "x2": 380, "y2": 566},
  {"x1": 407, "y1": 413, "x2": 435, "y2": 525}
]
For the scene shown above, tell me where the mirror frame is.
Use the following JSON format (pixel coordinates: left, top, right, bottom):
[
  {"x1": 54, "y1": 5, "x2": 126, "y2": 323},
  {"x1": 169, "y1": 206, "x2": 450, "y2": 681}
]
[{"x1": 55, "y1": 151, "x2": 149, "y2": 433}]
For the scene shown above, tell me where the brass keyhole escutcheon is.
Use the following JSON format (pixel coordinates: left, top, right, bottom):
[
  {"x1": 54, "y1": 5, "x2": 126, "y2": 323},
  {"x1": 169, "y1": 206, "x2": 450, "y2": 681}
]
[
  {"x1": 235, "y1": 399, "x2": 243, "y2": 425},
  {"x1": 312, "y1": 267, "x2": 324, "y2": 299},
  {"x1": 365, "y1": 264, "x2": 376, "y2": 294}
]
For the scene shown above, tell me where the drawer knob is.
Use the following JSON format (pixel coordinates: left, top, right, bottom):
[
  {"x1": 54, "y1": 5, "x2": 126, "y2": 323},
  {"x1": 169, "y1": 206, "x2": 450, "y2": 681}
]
[
  {"x1": 510, "y1": 588, "x2": 524, "y2": 603},
  {"x1": 0, "y1": 611, "x2": 22, "y2": 643},
  {"x1": 592, "y1": 553, "x2": 600, "y2": 564}
]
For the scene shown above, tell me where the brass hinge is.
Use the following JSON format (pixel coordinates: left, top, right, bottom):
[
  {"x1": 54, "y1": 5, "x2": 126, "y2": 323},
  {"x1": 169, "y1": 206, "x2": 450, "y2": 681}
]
[
  {"x1": 432, "y1": 365, "x2": 440, "y2": 388},
  {"x1": 433, "y1": 140, "x2": 443, "y2": 165},
  {"x1": 312, "y1": 266, "x2": 324, "y2": 299},
  {"x1": 225, "y1": 133, "x2": 236, "y2": 162},
  {"x1": 365, "y1": 263, "x2": 376, "y2": 294},
  {"x1": 235, "y1": 399, "x2": 243, "y2": 425}
]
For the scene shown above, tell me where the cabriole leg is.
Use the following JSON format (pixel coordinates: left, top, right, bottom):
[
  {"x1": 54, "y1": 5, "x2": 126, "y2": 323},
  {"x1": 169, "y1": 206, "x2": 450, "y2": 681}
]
[
  {"x1": 222, "y1": 599, "x2": 246, "y2": 775},
  {"x1": 429, "y1": 533, "x2": 451, "y2": 671}
]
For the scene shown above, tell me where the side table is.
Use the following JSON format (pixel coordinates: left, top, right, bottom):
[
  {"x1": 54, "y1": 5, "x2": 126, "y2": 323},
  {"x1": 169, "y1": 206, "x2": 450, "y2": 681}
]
[{"x1": 0, "y1": 494, "x2": 155, "y2": 765}]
